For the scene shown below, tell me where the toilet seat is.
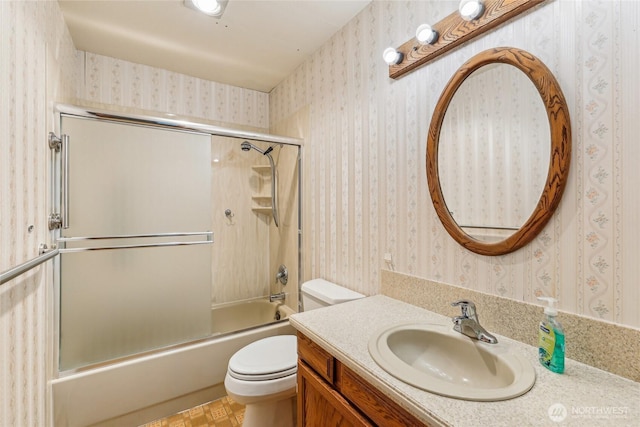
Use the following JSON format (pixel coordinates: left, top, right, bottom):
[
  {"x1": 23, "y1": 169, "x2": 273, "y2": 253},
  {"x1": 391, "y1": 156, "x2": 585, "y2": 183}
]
[{"x1": 227, "y1": 335, "x2": 297, "y2": 381}]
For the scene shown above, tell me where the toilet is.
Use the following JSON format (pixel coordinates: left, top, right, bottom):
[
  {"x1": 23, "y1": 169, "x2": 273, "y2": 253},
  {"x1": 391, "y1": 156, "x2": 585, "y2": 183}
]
[{"x1": 224, "y1": 279, "x2": 365, "y2": 427}]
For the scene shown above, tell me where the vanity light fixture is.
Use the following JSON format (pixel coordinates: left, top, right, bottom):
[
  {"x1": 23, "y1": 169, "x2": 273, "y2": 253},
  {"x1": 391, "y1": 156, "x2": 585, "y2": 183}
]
[
  {"x1": 387, "y1": 0, "x2": 544, "y2": 79},
  {"x1": 383, "y1": 47, "x2": 403, "y2": 66},
  {"x1": 459, "y1": 0, "x2": 485, "y2": 21},
  {"x1": 415, "y1": 24, "x2": 439, "y2": 45},
  {"x1": 184, "y1": 0, "x2": 228, "y2": 18}
]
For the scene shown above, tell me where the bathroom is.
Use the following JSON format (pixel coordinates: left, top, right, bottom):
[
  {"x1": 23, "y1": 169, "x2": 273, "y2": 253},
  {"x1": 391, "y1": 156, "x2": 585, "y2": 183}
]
[{"x1": 1, "y1": 0, "x2": 639, "y2": 426}]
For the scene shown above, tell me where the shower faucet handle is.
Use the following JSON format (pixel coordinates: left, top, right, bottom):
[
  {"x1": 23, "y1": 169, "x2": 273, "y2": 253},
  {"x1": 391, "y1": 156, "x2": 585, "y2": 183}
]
[{"x1": 275, "y1": 264, "x2": 288, "y2": 285}]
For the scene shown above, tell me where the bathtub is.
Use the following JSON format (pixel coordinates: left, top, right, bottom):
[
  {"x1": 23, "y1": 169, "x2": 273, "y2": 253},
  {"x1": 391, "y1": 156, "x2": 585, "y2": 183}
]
[
  {"x1": 51, "y1": 298, "x2": 296, "y2": 427},
  {"x1": 211, "y1": 298, "x2": 296, "y2": 334}
]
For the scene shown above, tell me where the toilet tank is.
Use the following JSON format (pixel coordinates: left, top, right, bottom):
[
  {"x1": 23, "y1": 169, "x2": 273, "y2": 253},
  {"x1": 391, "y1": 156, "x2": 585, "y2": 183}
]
[{"x1": 301, "y1": 279, "x2": 365, "y2": 311}]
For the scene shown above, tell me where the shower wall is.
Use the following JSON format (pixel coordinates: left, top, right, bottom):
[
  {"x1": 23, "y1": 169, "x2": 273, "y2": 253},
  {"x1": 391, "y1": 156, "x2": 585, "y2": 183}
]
[
  {"x1": 210, "y1": 137, "x2": 270, "y2": 304},
  {"x1": 270, "y1": 113, "x2": 306, "y2": 313},
  {"x1": 210, "y1": 137, "x2": 300, "y2": 309}
]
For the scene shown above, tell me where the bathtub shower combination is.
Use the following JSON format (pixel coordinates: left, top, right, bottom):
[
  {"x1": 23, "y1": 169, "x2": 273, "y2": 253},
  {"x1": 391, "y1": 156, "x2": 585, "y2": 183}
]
[{"x1": 48, "y1": 105, "x2": 302, "y2": 426}]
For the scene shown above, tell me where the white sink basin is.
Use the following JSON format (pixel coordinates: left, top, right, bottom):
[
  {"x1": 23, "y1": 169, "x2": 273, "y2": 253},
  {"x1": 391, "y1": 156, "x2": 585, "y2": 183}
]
[{"x1": 368, "y1": 323, "x2": 536, "y2": 401}]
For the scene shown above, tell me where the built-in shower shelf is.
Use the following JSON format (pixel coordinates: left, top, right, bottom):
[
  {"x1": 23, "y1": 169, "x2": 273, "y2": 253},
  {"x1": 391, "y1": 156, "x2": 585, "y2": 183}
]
[
  {"x1": 252, "y1": 207, "x2": 273, "y2": 215},
  {"x1": 251, "y1": 166, "x2": 273, "y2": 217},
  {"x1": 252, "y1": 195, "x2": 272, "y2": 203},
  {"x1": 252, "y1": 195, "x2": 273, "y2": 215},
  {"x1": 251, "y1": 165, "x2": 271, "y2": 173}
]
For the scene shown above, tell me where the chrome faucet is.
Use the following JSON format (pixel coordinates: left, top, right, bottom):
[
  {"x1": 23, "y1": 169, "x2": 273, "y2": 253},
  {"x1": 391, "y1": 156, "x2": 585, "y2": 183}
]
[
  {"x1": 269, "y1": 292, "x2": 286, "y2": 303},
  {"x1": 451, "y1": 300, "x2": 498, "y2": 344}
]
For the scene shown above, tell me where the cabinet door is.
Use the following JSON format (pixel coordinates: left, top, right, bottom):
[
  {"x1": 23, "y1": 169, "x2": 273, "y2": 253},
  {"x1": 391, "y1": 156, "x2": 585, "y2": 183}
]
[
  {"x1": 298, "y1": 361, "x2": 373, "y2": 427},
  {"x1": 336, "y1": 362, "x2": 428, "y2": 427}
]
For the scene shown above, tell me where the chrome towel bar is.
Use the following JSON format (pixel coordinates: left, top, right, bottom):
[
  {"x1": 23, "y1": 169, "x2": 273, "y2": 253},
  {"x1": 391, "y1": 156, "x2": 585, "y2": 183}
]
[
  {"x1": 0, "y1": 245, "x2": 59, "y2": 286},
  {"x1": 1, "y1": 232, "x2": 213, "y2": 285},
  {"x1": 57, "y1": 231, "x2": 213, "y2": 242},
  {"x1": 57, "y1": 231, "x2": 213, "y2": 253},
  {"x1": 59, "y1": 240, "x2": 212, "y2": 253}
]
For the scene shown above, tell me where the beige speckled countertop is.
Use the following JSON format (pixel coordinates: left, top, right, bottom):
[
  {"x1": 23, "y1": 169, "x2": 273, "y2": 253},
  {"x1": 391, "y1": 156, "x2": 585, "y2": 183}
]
[{"x1": 289, "y1": 295, "x2": 640, "y2": 427}]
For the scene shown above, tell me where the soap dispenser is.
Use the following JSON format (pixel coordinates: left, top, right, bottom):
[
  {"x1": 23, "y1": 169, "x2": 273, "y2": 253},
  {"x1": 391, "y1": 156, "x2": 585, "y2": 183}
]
[{"x1": 537, "y1": 297, "x2": 565, "y2": 373}]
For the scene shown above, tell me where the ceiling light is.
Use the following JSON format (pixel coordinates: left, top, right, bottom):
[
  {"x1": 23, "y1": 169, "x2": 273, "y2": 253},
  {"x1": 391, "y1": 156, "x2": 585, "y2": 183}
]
[
  {"x1": 415, "y1": 24, "x2": 439, "y2": 45},
  {"x1": 459, "y1": 0, "x2": 485, "y2": 21},
  {"x1": 184, "y1": 0, "x2": 228, "y2": 18},
  {"x1": 383, "y1": 47, "x2": 403, "y2": 66}
]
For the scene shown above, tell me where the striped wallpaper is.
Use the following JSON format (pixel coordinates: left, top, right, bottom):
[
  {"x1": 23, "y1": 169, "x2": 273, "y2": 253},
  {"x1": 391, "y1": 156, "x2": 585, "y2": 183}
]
[{"x1": 1, "y1": 2, "x2": 77, "y2": 425}]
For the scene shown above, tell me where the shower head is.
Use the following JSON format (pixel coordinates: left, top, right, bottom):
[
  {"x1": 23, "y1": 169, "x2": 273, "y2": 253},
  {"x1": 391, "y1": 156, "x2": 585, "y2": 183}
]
[{"x1": 240, "y1": 141, "x2": 274, "y2": 156}]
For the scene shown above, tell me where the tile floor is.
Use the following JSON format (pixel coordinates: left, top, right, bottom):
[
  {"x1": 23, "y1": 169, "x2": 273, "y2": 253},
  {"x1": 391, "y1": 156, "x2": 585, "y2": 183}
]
[{"x1": 140, "y1": 396, "x2": 245, "y2": 427}]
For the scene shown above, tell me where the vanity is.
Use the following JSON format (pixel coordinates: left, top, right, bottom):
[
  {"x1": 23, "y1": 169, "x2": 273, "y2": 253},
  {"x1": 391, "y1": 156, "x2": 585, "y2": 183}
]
[
  {"x1": 290, "y1": 295, "x2": 640, "y2": 427},
  {"x1": 297, "y1": 332, "x2": 424, "y2": 426}
]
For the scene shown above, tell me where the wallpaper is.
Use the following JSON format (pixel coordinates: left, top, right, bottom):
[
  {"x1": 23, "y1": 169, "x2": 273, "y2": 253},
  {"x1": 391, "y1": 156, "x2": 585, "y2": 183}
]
[
  {"x1": 79, "y1": 52, "x2": 269, "y2": 130},
  {"x1": 0, "y1": 2, "x2": 78, "y2": 426},
  {"x1": 270, "y1": 0, "x2": 640, "y2": 328}
]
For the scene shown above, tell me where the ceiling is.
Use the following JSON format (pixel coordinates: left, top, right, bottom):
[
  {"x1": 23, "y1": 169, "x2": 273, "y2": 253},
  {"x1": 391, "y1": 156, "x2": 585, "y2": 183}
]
[{"x1": 58, "y1": 0, "x2": 371, "y2": 93}]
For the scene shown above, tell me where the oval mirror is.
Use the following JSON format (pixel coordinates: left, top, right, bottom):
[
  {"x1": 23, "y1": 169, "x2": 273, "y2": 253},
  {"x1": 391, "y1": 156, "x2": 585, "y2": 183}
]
[{"x1": 427, "y1": 48, "x2": 571, "y2": 255}]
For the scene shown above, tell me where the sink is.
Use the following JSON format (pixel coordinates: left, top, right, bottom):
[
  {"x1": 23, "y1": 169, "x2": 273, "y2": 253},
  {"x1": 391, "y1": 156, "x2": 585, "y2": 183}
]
[{"x1": 368, "y1": 323, "x2": 535, "y2": 401}]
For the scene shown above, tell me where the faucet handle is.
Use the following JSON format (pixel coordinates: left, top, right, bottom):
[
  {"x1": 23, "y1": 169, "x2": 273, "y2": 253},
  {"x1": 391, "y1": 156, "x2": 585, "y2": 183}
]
[
  {"x1": 451, "y1": 299, "x2": 477, "y2": 319},
  {"x1": 275, "y1": 264, "x2": 288, "y2": 285}
]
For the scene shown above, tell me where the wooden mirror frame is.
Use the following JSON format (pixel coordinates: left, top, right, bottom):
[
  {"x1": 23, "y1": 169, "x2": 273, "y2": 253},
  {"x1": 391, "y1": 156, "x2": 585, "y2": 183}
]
[{"x1": 426, "y1": 47, "x2": 571, "y2": 256}]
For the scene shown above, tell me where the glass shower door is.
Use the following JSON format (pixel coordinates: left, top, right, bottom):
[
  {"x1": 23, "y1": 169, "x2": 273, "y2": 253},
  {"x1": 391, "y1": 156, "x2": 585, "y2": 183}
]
[{"x1": 58, "y1": 116, "x2": 213, "y2": 371}]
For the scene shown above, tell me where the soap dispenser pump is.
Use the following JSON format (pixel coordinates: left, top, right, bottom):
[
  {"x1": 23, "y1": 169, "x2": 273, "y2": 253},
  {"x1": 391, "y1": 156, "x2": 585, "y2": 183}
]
[{"x1": 537, "y1": 297, "x2": 565, "y2": 374}]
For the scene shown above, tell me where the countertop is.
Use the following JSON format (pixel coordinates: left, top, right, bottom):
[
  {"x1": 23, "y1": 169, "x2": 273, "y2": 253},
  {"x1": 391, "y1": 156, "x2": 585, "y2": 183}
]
[{"x1": 289, "y1": 295, "x2": 640, "y2": 427}]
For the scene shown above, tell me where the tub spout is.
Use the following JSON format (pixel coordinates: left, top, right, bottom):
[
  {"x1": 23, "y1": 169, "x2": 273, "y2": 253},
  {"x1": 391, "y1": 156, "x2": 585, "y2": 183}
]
[{"x1": 269, "y1": 292, "x2": 286, "y2": 302}]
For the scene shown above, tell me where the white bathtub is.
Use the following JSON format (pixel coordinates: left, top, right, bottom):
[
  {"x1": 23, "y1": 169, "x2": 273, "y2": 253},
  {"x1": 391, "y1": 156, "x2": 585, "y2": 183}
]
[
  {"x1": 51, "y1": 299, "x2": 296, "y2": 427},
  {"x1": 211, "y1": 298, "x2": 295, "y2": 334}
]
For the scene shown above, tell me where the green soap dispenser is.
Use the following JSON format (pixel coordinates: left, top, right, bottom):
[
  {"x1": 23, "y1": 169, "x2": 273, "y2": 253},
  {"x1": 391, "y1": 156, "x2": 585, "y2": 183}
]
[{"x1": 537, "y1": 297, "x2": 565, "y2": 374}]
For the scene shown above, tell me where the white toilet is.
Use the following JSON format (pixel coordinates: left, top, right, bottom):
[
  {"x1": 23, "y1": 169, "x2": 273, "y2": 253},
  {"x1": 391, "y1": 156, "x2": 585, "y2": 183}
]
[{"x1": 224, "y1": 279, "x2": 365, "y2": 427}]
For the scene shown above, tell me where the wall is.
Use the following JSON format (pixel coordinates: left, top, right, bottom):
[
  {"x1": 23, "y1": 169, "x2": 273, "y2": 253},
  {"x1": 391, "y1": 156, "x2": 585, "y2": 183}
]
[
  {"x1": 211, "y1": 136, "x2": 270, "y2": 304},
  {"x1": 0, "y1": 2, "x2": 78, "y2": 426},
  {"x1": 270, "y1": 0, "x2": 640, "y2": 328},
  {"x1": 77, "y1": 52, "x2": 269, "y2": 130}
]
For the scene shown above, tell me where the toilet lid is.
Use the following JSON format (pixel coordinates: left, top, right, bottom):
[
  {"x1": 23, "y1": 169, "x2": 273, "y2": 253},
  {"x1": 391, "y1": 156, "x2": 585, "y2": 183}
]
[{"x1": 228, "y1": 335, "x2": 297, "y2": 381}]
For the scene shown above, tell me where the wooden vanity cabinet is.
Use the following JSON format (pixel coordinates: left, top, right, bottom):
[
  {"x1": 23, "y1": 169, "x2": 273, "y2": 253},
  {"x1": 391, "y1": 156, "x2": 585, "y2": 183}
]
[{"x1": 297, "y1": 332, "x2": 429, "y2": 427}]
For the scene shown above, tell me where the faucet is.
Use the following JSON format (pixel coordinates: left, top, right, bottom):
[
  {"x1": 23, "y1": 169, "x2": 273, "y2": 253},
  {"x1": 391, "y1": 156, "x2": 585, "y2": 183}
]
[
  {"x1": 451, "y1": 300, "x2": 498, "y2": 344},
  {"x1": 269, "y1": 292, "x2": 286, "y2": 303}
]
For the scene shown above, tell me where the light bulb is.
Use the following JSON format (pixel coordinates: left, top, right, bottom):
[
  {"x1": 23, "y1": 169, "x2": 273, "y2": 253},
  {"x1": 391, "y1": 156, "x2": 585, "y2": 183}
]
[
  {"x1": 415, "y1": 24, "x2": 438, "y2": 45},
  {"x1": 193, "y1": 0, "x2": 221, "y2": 15},
  {"x1": 383, "y1": 47, "x2": 403, "y2": 65},
  {"x1": 459, "y1": 0, "x2": 484, "y2": 21},
  {"x1": 184, "y1": 0, "x2": 228, "y2": 18}
]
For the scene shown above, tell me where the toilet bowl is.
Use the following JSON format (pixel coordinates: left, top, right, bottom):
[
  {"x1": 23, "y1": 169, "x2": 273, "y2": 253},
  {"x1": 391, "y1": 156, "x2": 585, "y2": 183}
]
[
  {"x1": 224, "y1": 279, "x2": 365, "y2": 427},
  {"x1": 224, "y1": 335, "x2": 297, "y2": 427}
]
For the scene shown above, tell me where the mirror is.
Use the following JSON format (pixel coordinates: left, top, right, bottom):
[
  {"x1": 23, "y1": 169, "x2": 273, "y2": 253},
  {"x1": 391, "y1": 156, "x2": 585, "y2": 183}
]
[
  {"x1": 427, "y1": 48, "x2": 571, "y2": 255},
  {"x1": 438, "y1": 63, "x2": 550, "y2": 242}
]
